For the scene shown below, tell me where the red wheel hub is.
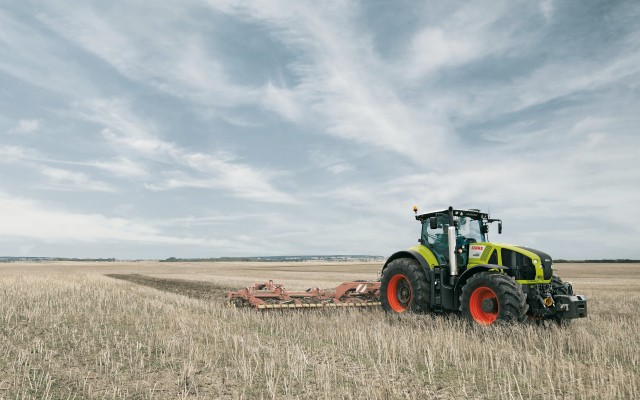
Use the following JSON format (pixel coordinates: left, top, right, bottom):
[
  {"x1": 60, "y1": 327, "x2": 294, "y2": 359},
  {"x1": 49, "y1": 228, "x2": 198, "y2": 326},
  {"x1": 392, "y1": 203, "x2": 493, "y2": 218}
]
[
  {"x1": 469, "y1": 286, "x2": 499, "y2": 325},
  {"x1": 387, "y1": 274, "x2": 412, "y2": 312}
]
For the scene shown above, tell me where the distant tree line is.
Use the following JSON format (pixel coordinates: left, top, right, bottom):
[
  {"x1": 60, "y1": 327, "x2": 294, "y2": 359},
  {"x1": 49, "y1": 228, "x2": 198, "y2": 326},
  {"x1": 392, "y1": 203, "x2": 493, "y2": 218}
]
[
  {"x1": 160, "y1": 257, "x2": 255, "y2": 262},
  {"x1": 0, "y1": 257, "x2": 116, "y2": 262}
]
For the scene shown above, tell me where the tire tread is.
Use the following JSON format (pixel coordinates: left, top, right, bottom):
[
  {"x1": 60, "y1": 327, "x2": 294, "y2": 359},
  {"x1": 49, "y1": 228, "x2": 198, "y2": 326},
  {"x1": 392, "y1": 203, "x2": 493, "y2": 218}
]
[
  {"x1": 380, "y1": 258, "x2": 431, "y2": 313},
  {"x1": 460, "y1": 272, "x2": 528, "y2": 324}
]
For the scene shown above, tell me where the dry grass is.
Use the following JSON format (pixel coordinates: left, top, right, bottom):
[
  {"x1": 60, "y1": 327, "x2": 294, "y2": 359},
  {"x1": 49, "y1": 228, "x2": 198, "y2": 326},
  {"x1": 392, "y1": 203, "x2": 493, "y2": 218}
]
[{"x1": 0, "y1": 262, "x2": 638, "y2": 399}]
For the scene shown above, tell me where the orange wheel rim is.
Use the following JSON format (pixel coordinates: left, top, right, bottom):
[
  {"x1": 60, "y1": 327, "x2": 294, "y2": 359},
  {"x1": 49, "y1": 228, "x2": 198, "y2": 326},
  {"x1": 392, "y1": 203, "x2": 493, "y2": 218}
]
[
  {"x1": 469, "y1": 286, "x2": 499, "y2": 325},
  {"x1": 388, "y1": 274, "x2": 412, "y2": 312}
]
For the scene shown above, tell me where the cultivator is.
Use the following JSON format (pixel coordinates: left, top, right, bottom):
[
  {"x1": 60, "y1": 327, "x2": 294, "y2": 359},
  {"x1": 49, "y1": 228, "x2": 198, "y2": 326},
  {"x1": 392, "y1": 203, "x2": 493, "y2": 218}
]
[{"x1": 228, "y1": 280, "x2": 381, "y2": 310}]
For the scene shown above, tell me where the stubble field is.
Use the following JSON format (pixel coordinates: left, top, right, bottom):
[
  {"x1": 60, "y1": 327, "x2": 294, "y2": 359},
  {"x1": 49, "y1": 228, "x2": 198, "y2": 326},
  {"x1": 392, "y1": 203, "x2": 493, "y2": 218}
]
[{"x1": 0, "y1": 261, "x2": 638, "y2": 399}]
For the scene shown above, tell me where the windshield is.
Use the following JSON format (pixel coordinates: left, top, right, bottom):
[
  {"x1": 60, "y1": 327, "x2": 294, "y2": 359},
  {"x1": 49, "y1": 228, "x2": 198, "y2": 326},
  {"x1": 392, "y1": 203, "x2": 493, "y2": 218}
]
[
  {"x1": 421, "y1": 215, "x2": 487, "y2": 262},
  {"x1": 422, "y1": 215, "x2": 486, "y2": 244},
  {"x1": 456, "y1": 216, "x2": 485, "y2": 243}
]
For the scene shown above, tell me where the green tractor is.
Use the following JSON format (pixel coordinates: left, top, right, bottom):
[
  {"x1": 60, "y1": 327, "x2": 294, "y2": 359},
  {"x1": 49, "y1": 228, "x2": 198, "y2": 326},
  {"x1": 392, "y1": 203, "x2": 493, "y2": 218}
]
[{"x1": 380, "y1": 206, "x2": 587, "y2": 325}]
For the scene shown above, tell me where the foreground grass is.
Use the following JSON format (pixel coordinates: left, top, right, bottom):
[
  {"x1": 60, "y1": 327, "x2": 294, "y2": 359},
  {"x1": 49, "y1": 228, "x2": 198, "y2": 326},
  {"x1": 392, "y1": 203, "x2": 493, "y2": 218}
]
[{"x1": 0, "y1": 274, "x2": 638, "y2": 399}]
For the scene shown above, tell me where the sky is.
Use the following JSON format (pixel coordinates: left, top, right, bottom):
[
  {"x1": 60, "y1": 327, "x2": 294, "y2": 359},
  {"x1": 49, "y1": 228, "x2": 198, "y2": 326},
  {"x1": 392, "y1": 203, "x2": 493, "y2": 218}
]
[{"x1": 0, "y1": 0, "x2": 639, "y2": 260}]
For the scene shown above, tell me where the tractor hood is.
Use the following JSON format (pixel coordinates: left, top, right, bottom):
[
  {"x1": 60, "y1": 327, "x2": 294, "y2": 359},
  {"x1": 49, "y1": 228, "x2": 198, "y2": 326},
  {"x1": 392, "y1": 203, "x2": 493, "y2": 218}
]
[
  {"x1": 514, "y1": 246, "x2": 553, "y2": 265},
  {"x1": 468, "y1": 243, "x2": 553, "y2": 282}
]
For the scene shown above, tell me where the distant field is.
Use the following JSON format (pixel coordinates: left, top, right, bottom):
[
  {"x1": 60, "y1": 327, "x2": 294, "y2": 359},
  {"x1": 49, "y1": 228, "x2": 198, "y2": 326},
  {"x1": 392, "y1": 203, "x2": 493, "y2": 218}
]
[
  {"x1": 0, "y1": 260, "x2": 382, "y2": 290},
  {"x1": 0, "y1": 262, "x2": 638, "y2": 399}
]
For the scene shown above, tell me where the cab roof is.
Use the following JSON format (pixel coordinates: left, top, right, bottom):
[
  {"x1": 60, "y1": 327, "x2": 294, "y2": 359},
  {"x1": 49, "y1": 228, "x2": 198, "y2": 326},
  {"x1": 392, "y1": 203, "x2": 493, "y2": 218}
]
[{"x1": 415, "y1": 208, "x2": 489, "y2": 221}]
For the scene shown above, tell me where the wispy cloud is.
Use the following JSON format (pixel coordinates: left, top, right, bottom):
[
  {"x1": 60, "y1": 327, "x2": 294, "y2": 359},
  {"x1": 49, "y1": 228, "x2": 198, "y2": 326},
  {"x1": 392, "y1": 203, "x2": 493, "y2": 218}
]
[
  {"x1": 76, "y1": 98, "x2": 296, "y2": 203},
  {"x1": 0, "y1": 145, "x2": 35, "y2": 163},
  {"x1": 402, "y1": 2, "x2": 515, "y2": 80},
  {"x1": 403, "y1": 5, "x2": 640, "y2": 126},
  {"x1": 0, "y1": 145, "x2": 146, "y2": 186},
  {"x1": 33, "y1": 1, "x2": 258, "y2": 108},
  {"x1": 0, "y1": 9, "x2": 98, "y2": 98},
  {"x1": 207, "y1": 1, "x2": 451, "y2": 165},
  {"x1": 539, "y1": 0, "x2": 556, "y2": 22},
  {"x1": 39, "y1": 166, "x2": 116, "y2": 192},
  {"x1": 0, "y1": 191, "x2": 236, "y2": 247},
  {"x1": 261, "y1": 82, "x2": 303, "y2": 123},
  {"x1": 90, "y1": 158, "x2": 149, "y2": 179},
  {"x1": 308, "y1": 149, "x2": 353, "y2": 175},
  {"x1": 7, "y1": 119, "x2": 40, "y2": 135}
]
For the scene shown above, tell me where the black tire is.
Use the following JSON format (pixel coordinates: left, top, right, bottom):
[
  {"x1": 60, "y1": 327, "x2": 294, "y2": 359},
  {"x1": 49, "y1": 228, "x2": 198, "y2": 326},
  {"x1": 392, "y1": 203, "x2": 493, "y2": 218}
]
[
  {"x1": 460, "y1": 272, "x2": 528, "y2": 325},
  {"x1": 551, "y1": 274, "x2": 573, "y2": 295},
  {"x1": 380, "y1": 258, "x2": 430, "y2": 313}
]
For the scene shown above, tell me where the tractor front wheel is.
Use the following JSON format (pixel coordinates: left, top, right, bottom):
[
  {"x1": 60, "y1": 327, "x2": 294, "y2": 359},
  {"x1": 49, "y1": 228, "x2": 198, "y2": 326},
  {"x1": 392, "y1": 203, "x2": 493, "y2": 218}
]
[
  {"x1": 551, "y1": 274, "x2": 573, "y2": 295},
  {"x1": 380, "y1": 258, "x2": 430, "y2": 313},
  {"x1": 460, "y1": 272, "x2": 527, "y2": 325}
]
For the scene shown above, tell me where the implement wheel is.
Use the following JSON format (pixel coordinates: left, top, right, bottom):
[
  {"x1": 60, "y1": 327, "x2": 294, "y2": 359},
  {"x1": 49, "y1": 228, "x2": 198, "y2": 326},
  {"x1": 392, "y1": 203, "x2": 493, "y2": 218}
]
[
  {"x1": 381, "y1": 258, "x2": 430, "y2": 313},
  {"x1": 460, "y1": 272, "x2": 527, "y2": 325}
]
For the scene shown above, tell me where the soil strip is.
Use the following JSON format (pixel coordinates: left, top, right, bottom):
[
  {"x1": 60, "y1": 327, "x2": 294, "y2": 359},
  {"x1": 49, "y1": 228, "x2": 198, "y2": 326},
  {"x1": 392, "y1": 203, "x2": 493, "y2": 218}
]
[{"x1": 105, "y1": 274, "x2": 231, "y2": 300}]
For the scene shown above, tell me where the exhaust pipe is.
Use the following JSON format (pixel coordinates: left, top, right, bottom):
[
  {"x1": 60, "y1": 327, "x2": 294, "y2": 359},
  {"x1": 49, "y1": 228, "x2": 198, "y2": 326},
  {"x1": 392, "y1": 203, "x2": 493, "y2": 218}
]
[
  {"x1": 447, "y1": 206, "x2": 458, "y2": 277},
  {"x1": 448, "y1": 225, "x2": 458, "y2": 276}
]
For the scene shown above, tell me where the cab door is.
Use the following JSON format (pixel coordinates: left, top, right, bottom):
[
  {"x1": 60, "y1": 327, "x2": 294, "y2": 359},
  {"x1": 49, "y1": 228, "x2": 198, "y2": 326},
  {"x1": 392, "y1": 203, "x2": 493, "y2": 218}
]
[{"x1": 421, "y1": 214, "x2": 451, "y2": 266}]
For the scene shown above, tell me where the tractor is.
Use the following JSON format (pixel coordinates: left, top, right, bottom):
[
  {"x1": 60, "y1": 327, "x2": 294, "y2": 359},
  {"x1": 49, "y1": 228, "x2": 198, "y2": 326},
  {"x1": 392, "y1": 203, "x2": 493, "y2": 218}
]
[{"x1": 380, "y1": 206, "x2": 588, "y2": 325}]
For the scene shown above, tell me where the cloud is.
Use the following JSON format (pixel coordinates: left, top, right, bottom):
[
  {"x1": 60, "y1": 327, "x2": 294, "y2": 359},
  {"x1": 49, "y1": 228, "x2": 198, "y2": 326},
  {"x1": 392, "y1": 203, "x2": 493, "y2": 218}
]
[
  {"x1": 0, "y1": 146, "x2": 35, "y2": 163},
  {"x1": 77, "y1": 98, "x2": 296, "y2": 203},
  {"x1": 539, "y1": 0, "x2": 555, "y2": 21},
  {"x1": 7, "y1": 119, "x2": 40, "y2": 135},
  {"x1": 155, "y1": 213, "x2": 274, "y2": 228},
  {"x1": 0, "y1": 191, "x2": 235, "y2": 247},
  {"x1": 90, "y1": 157, "x2": 149, "y2": 179},
  {"x1": 0, "y1": 9, "x2": 98, "y2": 98},
  {"x1": 33, "y1": 1, "x2": 258, "y2": 107},
  {"x1": 308, "y1": 149, "x2": 353, "y2": 175},
  {"x1": 497, "y1": 54, "x2": 640, "y2": 119},
  {"x1": 0, "y1": 145, "x2": 146, "y2": 187},
  {"x1": 39, "y1": 166, "x2": 116, "y2": 192},
  {"x1": 261, "y1": 82, "x2": 303, "y2": 123},
  {"x1": 407, "y1": 8, "x2": 640, "y2": 126},
  {"x1": 327, "y1": 163, "x2": 353, "y2": 175},
  {"x1": 207, "y1": 1, "x2": 451, "y2": 165},
  {"x1": 401, "y1": 2, "x2": 518, "y2": 80},
  {"x1": 406, "y1": 28, "x2": 477, "y2": 78}
]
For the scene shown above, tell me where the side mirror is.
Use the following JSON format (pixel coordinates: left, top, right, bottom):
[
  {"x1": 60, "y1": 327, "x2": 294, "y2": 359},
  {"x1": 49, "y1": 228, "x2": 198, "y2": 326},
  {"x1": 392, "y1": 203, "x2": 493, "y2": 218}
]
[
  {"x1": 481, "y1": 225, "x2": 489, "y2": 234},
  {"x1": 429, "y1": 217, "x2": 438, "y2": 230},
  {"x1": 498, "y1": 222, "x2": 503, "y2": 234}
]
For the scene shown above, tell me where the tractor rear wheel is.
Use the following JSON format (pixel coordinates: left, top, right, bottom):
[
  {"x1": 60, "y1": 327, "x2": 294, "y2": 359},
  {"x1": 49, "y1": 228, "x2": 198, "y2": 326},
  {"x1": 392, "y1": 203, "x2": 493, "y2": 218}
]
[
  {"x1": 460, "y1": 272, "x2": 528, "y2": 325},
  {"x1": 380, "y1": 258, "x2": 430, "y2": 313}
]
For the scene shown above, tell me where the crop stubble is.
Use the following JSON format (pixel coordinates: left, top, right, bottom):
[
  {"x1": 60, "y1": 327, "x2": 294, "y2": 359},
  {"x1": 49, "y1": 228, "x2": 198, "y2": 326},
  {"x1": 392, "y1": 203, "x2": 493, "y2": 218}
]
[{"x1": 0, "y1": 262, "x2": 638, "y2": 399}]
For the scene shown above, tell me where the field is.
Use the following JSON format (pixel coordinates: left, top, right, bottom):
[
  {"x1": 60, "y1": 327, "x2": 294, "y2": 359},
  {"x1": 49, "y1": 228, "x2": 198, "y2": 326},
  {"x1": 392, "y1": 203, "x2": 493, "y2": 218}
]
[{"x1": 0, "y1": 262, "x2": 638, "y2": 399}]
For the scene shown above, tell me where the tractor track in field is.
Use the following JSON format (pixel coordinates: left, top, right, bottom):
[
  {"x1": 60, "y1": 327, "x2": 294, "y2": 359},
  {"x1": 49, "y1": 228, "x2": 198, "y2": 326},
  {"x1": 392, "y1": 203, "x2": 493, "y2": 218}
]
[{"x1": 105, "y1": 274, "x2": 231, "y2": 300}]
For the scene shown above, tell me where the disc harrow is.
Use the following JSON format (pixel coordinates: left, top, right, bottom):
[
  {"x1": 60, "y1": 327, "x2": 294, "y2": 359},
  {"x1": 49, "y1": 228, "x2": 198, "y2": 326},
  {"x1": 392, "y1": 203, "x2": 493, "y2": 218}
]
[{"x1": 228, "y1": 280, "x2": 381, "y2": 310}]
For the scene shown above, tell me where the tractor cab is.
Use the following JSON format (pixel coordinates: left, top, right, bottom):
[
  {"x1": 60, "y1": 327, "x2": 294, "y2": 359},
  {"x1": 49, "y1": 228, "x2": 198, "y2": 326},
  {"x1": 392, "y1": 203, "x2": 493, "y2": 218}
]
[{"x1": 417, "y1": 208, "x2": 500, "y2": 270}]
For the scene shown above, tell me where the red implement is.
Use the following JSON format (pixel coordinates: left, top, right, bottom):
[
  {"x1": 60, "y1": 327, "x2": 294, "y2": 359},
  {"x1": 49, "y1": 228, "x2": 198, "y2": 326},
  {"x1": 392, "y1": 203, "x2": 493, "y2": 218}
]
[{"x1": 228, "y1": 280, "x2": 381, "y2": 309}]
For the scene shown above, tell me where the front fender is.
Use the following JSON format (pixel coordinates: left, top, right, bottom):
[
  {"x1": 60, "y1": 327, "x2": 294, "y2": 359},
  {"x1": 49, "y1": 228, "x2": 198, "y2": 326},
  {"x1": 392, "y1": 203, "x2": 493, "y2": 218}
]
[{"x1": 454, "y1": 264, "x2": 512, "y2": 294}]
